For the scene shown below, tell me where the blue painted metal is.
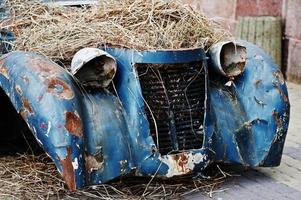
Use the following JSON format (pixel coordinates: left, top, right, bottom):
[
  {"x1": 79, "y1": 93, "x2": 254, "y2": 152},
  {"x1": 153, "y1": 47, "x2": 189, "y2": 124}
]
[
  {"x1": 0, "y1": 40, "x2": 289, "y2": 190},
  {"x1": 209, "y1": 41, "x2": 290, "y2": 167}
]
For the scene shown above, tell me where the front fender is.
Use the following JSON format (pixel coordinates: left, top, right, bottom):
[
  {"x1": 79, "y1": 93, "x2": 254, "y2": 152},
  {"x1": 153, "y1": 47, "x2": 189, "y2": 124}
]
[
  {"x1": 0, "y1": 51, "x2": 132, "y2": 190},
  {"x1": 209, "y1": 41, "x2": 290, "y2": 166}
]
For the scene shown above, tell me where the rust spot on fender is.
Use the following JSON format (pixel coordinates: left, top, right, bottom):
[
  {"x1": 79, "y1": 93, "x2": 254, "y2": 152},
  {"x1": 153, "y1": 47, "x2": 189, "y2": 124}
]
[
  {"x1": 273, "y1": 70, "x2": 285, "y2": 84},
  {"x1": 19, "y1": 109, "x2": 27, "y2": 120},
  {"x1": 172, "y1": 153, "x2": 189, "y2": 173},
  {"x1": 272, "y1": 111, "x2": 282, "y2": 129},
  {"x1": 0, "y1": 66, "x2": 9, "y2": 79},
  {"x1": 272, "y1": 111, "x2": 284, "y2": 142},
  {"x1": 273, "y1": 84, "x2": 289, "y2": 102},
  {"x1": 85, "y1": 154, "x2": 104, "y2": 173},
  {"x1": 254, "y1": 79, "x2": 262, "y2": 86},
  {"x1": 0, "y1": 59, "x2": 4, "y2": 66},
  {"x1": 15, "y1": 85, "x2": 22, "y2": 95},
  {"x1": 59, "y1": 147, "x2": 76, "y2": 191},
  {"x1": 26, "y1": 57, "x2": 62, "y2": 75},
  {"x1": 22, "y1": 98, "x2": 33, "y2": 114},
  {"x1": 45, "y1": 78, "x2": 74, "y2": 100},
  {"x1": 65, "y1": 111, "x2": 83, "y2": 137}
]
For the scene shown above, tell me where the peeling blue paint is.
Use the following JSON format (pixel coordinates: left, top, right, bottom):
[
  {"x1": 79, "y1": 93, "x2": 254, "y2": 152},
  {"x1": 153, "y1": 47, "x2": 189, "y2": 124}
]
[{"x1": 0, "y1": 41, "x2": 289, "y2": 190}]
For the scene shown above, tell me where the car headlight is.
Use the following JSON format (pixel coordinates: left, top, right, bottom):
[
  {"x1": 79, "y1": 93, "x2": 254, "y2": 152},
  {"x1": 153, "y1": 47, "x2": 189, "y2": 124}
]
[
  {"x1": 209, "y1": 41, "x2": 247, "y2": 77},
  {"x1": 71, "y1": 48, "x2": 117, "y2": 88}
]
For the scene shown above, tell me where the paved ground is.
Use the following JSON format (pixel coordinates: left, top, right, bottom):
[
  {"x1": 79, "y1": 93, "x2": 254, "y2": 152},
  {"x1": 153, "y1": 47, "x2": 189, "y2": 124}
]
[{"x1": 187, "y1": 82, "x2": 301, "y2": 200}]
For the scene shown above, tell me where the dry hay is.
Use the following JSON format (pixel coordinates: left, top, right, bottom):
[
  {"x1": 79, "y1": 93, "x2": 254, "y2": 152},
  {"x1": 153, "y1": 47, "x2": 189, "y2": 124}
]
[
  {"x1": 0, "y1": 154, "x2": 64, "y2": 199},
  {"x1": 1, "y1": 0, "x2": 230, "y2": 65},
  {"x1": 0, "y1": 153, "x2": 228, "y2": 200}
]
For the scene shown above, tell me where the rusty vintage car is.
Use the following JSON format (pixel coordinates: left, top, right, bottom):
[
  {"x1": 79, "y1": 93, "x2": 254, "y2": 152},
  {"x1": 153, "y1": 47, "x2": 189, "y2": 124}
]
[{"x1": 0, "y1": 1, "x2": 290, "y2": 192}]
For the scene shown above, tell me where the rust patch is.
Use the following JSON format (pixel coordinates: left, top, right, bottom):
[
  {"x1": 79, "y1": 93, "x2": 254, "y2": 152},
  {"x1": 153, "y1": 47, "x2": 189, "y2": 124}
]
[
  {"x1": 272, "y1": 110, "x2": 284, "y2": 142},
  {"x1": 15, "y1": 85, "x2": 22, "y2": 95},
  {"x1": 273, "y1": 70, "x2": 285, "y2": 84},
  {"x1": 22, "y1": 98, "x2": 33, "y2": 114},
  {"x1": 254, "y1": 79, "x2": 262, "y2": 86},
  {"x1": 85, "y1": 154, "x2": 104, "y2": 173},
  {"x1": 45, "y1": 78, "x2": 74, "y2": 100},
  {"x1": 273, "y1": 84, "x2": 289, "y2": 102},
  {"x1": 172, "y1": 153, "x2": 189, "y2": 173},
  {"x1": 65, "y1": 111, "x2": 83, "y2": 137},
  {"x1": 0, "y1": 66, "x2": 9, "y2": 79},
  {"x1": 26, "y1": 57, "x2": 62, "y2": 75},
  {"x1": 272, "y1": 111, "x2": 282, "y2": 129},
  {"x1": 19, "y1": 109, "x2": 27, "y2": 120},
  {"x1": 59, "y1": 147, "x2": 76, "y2": 191},
  {"x1": 0, "y1": 59, "x2": 5, "y2": 66}
]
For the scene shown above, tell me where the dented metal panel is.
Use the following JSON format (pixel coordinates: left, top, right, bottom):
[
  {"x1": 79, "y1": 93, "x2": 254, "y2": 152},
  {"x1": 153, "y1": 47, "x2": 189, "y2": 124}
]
[
  {"x1": 209, "y1": 41, "x2": 290, "y2": 166},
  {"x1": 0, "y1": 40, "x2": 289, "y2": 190}
]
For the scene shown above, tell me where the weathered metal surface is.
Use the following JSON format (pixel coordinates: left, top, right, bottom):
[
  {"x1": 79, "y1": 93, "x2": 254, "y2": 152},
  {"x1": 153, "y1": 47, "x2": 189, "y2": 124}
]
[
  {"x1": 71, "y1": 48, "x2": 117, "y2": 88},
  {"x1": 208, "y1": 41, "x2": 290, "y2": 166},
  {"x1": 99, "y1": 47, "x2": 213, "y2": 178},
  {"x1": 209, "y1": 41, "x2": 247, "y2": 77},
  {"x1": 0, "y1": 40, "x2": 289, "y2": 190}
]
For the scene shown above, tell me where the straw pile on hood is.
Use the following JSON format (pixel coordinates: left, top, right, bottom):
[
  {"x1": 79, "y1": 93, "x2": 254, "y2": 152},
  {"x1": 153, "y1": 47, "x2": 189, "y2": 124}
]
[{"x1": 2, "y1": 0, "x2": 230, "y2": 64}]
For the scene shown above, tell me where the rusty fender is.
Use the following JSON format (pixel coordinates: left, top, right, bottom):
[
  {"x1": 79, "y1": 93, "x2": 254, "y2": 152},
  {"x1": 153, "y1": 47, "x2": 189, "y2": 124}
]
[{"x1": 0, "y1": 52, "x2": 133, "y2": 190}]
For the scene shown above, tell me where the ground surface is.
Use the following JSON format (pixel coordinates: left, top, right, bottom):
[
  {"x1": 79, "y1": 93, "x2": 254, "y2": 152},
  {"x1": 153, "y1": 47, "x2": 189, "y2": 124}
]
[{"x1": 187, "y1": 82, "x2": 301, "y2": 200}]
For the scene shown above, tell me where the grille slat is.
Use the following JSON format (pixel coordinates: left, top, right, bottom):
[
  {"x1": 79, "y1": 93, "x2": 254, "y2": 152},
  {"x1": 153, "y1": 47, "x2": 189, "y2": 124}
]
[{"x1": 137, "y1": 62, "x2": 205, "y2": 155}]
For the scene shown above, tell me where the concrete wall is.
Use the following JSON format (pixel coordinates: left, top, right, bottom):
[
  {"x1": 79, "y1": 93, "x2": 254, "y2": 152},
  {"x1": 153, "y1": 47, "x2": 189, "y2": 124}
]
[
  {"x1": 184, "y1": 0, "x2": 301, "y2": 83},
  {"x1": 236, "y1": 0, "x2": 283, "y2": 17},
  {"x1": 184, "y1": 0, "x2": 237, "y2": 32},
  {"x1": 183, "y1": 0, "x2": 284, "y2": 32},
  {"x1": 284, "y1": 0, "x2": 301, "y2": 83}
]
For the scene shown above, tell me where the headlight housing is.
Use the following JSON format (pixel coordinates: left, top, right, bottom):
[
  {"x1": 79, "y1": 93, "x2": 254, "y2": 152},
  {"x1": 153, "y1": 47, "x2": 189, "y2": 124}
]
[{"x1": 71, "y1": 48, "x2": 117, "y2": 88}]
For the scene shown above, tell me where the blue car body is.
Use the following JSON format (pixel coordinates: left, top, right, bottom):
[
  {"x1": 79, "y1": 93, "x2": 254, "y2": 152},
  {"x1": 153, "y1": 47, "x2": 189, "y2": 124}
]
[{"x1": 0, "y1": 41, "x2": 290, "y2": 190}]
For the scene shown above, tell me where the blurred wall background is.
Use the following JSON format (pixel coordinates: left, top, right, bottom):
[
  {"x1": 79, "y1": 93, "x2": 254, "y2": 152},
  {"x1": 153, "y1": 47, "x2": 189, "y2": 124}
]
[{"x1": 183, "y1": 0, "x2": 301, "y2": 83}]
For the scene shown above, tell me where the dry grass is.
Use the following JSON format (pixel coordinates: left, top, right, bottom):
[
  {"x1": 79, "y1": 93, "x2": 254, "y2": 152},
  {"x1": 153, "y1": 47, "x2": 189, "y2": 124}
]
[
  {"x1": 0, "y1": 154, "x2": 64, "y2": 199},
  {"x1": 2, "y1": 0, "x2": 230, "y2": 64},
  {"x1": 0, "y1": 153, "x2": 227, "y2": 200}
]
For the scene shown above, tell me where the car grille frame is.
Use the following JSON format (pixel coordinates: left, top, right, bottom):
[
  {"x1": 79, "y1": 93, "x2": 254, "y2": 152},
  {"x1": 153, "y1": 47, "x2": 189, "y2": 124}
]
[{"x1": 137, "y1": 62, "x2": 206, "y2": 155}]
